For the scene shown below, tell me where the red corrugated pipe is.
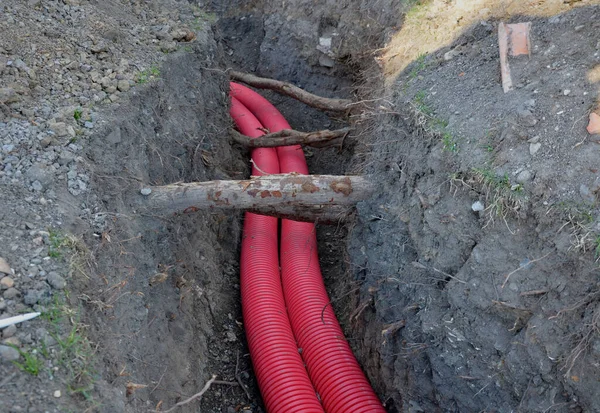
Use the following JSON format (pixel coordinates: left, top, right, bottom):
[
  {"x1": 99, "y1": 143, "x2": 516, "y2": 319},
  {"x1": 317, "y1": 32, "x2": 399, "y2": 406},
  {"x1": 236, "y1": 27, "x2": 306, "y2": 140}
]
[
  {"x1": 230, "y1": 96, "x2": 325, "y2": 413},
  {"x1": 231, "y1": 82, "x2": 385, "y2": 413}
]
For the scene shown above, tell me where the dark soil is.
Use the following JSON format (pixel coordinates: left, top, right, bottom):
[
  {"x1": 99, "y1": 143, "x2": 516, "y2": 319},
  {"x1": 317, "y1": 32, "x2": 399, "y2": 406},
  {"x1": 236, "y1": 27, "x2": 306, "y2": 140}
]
[{"x1": 344, "y1": 5, "x2": 600, "y2": 413}]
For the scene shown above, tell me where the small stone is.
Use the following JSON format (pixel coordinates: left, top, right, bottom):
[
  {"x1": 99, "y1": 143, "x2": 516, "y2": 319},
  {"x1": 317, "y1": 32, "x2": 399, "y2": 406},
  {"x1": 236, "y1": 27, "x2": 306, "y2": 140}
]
[
  {"x1": 160, "y1": 41, "x2": 177, "y2": 53},
  {"x1": 587, "y1": 113, "x2": 600, "y2": 135},
  {"x1": 517, "y1": 109, "x2": 537, "y2": 127},
  {"x1": 563, "y1": 89, "x2": 571, "y2": 96},
  {"x1": 90, "y1": 44, "x2": 108, "y2": 54},
  {"x1": 49, "y1": 121, "x2": 68, "y2": 137},
  {"x1": 1, "y1": 276, "x2": 15, "y2": 289},
  {"x1": 40, "y1": 136, "x2": 54, "y2": 148},
  {"x1": 318, "y1": 54, "x2": 335, "y2": 68},
  {"x1": 23, "y1": 290, "x2": 41, "y2": 305},
  {"x1": 117, "y1": 80, "x2": 130, "y2": 92},
  {"x1": 31, "y1": 180, "x2": 43, "y2": 192},
  {"x1": 225, "y1": 331, "x2": 237, "y2": 342},
  {"x1": 471, "y1": 201, "x2": 485, "y2": 212},
  {"x1": 47, "y1": 272, "x2": 66, "y2": 290},
  {"x1": 0, "y1": 87, "x2": 18, "y2": 104},
  {"x1": 529, "y1": 142, "x2": 541, "y2": 155},
  {"x1": 140, "y1": 188, "x2": 152, "y2": 196},
  {"x1": 2, "y1": 337, "x2": 20, "y2": 347},
  {"x1": 53, "y1": 390, "x2": 61, "y2": 398},
  {"x1": 2, "y1": 324, "x2": 17, "y2": 339},
  {"x1": 0, "y1": 344, "x2": 20, "y2": 362},
  {"x1": 3, "y1": 288, "x2": 20, "y2": 299},
  {"x1": 444, "y1": 49, "x2": 459, "y2": 61},
  {"x1": 0, "y1": 258, "x2": 11, "y2": 275},
  {"x1": 516, "y1": 170, "x2": 532, "y2": 183}
]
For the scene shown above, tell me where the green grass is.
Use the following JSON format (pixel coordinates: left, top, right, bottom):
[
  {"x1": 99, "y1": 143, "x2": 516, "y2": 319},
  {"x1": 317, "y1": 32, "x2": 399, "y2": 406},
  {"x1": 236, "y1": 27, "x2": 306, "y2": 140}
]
[
  {"x1": 73, "y1": 108, "x2": 82, "y2": 122},
  {"x1": 48, "y1": 229, "x2": 67, "y2": 259},
  {"x1": 10, "y1": 345, "x2": 44, "y2": 376},
  {"x1": 442, "y1": 131, "x2": 458, "y2": 153},
  {"x1": 594, "y1": 235, "x2": 600, "y2": 259},
  {"x1": 41, "y1": 295, "x2": 97, "y2": 400},
  {"x1": 414, "y1": 90, "x2": 433, "y2": 115},
  {"x1": 413, "y1": 90, "x2": 459, "y2": 153},
  {"x1": 409, "y1": 53, "x2": 428, "y2": 80},
  {"x1": 470, "y1": 166, "x2": 527, "y2": 226},
  {"x1": 136, "y1": 66, "x2": 160, "y2": 84}
]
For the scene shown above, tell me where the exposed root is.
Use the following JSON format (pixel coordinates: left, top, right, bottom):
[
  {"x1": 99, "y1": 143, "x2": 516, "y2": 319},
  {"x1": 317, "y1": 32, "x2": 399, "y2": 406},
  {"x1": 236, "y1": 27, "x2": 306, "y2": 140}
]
[
  {"x1": 151, "y1": 375, "x2": 216, "y2": 413},
  {"x1": 230, "y1": 70, "x2": 354, "y2": 112},
  {"x1": 501, "y1": 252, "x2": 551, "y2": 289},
  {"x1": 231, "y1": 127, "x2": 352, "y2": 148},
  {"x1": 563, "y1": 304, "x2": 600, "y2": 378}
]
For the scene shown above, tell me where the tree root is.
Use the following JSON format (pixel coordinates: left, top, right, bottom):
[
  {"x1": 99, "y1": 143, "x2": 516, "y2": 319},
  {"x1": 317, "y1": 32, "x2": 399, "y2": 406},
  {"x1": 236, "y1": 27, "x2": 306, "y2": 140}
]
[
  {"x1": 230, "y1": 70, "x2": 353, "y2": 112},
  {"x1": 231, "y1": 127, "x2": 351, "y2": 148}
]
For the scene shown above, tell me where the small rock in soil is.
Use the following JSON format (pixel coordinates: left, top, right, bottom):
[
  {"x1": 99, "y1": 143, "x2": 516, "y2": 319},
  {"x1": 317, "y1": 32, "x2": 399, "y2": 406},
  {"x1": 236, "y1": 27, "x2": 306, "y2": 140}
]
[
  {"x1": 2, "y1": 324, "x2": 17, "y2": 339},
  {"x1": 0, "y1": 344, "x2": 20, "y2": 362},
  {"x1": 3, "y1": 288, "x2": 20, "y2": 299},
  {"x1": 23, "y1": 290, "x2": 41, "y2": 305},
  {"x1": 529, "y1": 142, "x2": 541, "y2": 155},
  {"x1": 517, "y1": 109, "x2": 537, "y2": 127},
  {"x1": 140, "y1": 188, "x2": 152, "y2": 196},
  {"x1": 516, "y1": 170, "x2": 532, "y2": 183},
  {"x1": 47, "y1": 272, "x2": 66, "y2": 290},
  {"x1": 472, "y1": 201, "x2": 485, "y2": 212},
  {"x1": 0, "y1": 258, "x2": 11, "y2": 275},
  {"x1": 1, "y1": 276, "x2": 14, "y2": 289}
]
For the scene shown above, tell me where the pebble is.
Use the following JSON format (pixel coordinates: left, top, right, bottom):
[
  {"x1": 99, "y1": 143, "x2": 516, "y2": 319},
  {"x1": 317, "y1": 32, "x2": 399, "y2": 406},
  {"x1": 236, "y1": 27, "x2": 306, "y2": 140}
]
[
  {"x1": 117, "y1": 80, "x2": 130, "y2": 92},
  {"x1": 517, "y1": 109, "x2": 537, "y2": 127},
  {"x1": 2, "y1": 324, "x2": 17, "y2": 339},
  {"x1": 471, "y1": 201, "x2": 485, "y2": 212},
  {"x1": 516, "y1": 170, "x2": 532, "y2": 184},
  {"x1": 24, "y1": 290, "x2": 41, "y2": 305},
  {"x1": 0, "y1": 276, "x2": 14, "y2": 289},
  {"x1": 3, "y1": 288, "x2": 20, "y2": 299},
  {"x1": 0, "y1": 258, "x2": 11, "y2": 275},
  {"x1": 0, "y1": 344, "x2": 20, "y2": 362},
  {"x1": 47, "y1": 272, "x2": 66, "y2": 290},
  {"x1": 529, "y1": 142, "x2": 541, "y2": 156},
  {"x1": 140, "y1": 188, "x2": 152, "y2": 196},
  {"x1": 53, "y1": 390, "x2": 61, "y2": 398}
]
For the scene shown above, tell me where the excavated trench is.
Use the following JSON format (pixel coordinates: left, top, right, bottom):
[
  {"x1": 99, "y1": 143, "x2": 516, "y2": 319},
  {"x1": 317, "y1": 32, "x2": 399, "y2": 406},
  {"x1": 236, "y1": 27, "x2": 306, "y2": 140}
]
[
  {"x1": 75, "y1": 3, "x2": 402, "y2": 412},
  {"x1": 74, "y1": 2, "x2": 600, "y2": 412}
]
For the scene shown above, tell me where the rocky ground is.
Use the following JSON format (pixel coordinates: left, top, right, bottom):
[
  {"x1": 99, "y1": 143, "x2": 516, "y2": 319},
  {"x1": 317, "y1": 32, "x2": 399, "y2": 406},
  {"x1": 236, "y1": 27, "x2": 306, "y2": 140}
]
[
  {"x1": 0, "y1": 1, "x2": 246, "y2": 412},
  {"x1": 2, "y1": 0, "x2": 600, "y2": 413}
]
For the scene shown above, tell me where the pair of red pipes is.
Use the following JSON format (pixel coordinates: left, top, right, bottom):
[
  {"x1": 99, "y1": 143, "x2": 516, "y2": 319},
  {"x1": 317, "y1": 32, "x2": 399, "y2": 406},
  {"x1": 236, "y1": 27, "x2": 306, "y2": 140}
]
[{"x1": 230, "y1": 82, "x2": 385, "y2": 413}]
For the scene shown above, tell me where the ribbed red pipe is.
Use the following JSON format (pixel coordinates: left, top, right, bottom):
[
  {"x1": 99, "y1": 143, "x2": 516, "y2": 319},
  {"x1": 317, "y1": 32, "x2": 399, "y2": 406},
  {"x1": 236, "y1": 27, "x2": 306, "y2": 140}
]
[
  {"x1": 230, "y1": 96, "x2": 324, "y2": 413},
  {"x1": 231, "y1": 82, "x2": 385, "y2": 413}
]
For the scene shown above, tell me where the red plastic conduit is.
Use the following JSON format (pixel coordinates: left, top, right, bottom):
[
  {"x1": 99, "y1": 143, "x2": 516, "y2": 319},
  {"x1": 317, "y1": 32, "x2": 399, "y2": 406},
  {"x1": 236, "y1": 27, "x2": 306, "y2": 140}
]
[
  {"x1": 231, "y1": 82, "x2": 386, "y2": 413},
  {"x1": 230, "y1": 96, "x2": 324, "y2": 413}
]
